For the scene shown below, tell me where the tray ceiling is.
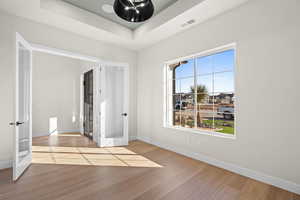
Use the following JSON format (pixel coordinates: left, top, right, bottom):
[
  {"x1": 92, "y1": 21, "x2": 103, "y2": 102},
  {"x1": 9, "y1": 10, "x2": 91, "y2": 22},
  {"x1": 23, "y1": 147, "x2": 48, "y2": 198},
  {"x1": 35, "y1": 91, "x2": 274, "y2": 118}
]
[
  {"x1": 62, "y1": 0, "x2": 178, "y2": 29},
  {"x1": 0, "y1": 0, "x2": 250, "y2": 50}
]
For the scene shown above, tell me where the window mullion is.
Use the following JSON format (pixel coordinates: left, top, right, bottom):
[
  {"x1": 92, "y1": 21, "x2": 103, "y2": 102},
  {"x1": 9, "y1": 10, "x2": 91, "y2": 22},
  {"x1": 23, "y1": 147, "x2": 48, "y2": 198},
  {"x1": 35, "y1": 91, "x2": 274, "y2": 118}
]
[
  {"x1": 211, "y1": 56, "x2": 215, "y2": 133},
  {"x1": 179, "y1": 81, "x2": 182, "y2": 127},
  {"x1": 194, "y1": 58, "x2": 197, "y2": 128}
]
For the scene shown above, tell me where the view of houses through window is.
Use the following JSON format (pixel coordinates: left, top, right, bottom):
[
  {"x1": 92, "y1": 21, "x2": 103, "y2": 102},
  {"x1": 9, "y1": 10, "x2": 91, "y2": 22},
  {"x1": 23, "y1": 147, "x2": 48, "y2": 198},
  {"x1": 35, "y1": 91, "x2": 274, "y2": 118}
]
[{"x1": 166, "y1": 47, "x2": 235, "y2": 135}]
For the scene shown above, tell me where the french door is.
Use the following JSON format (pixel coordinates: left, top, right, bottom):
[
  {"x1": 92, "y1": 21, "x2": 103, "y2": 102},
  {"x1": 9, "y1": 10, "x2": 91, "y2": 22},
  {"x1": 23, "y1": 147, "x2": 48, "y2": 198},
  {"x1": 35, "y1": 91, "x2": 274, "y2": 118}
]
[
  {"x1": 13, "y1": 33, "x2": 32, "y2": 181},
  {"x1": 83, "y1": 70, "x2": 93, "y2": 140},
  {"x1": 99, "y1": 66, "x2": 129, "y2": 147}
]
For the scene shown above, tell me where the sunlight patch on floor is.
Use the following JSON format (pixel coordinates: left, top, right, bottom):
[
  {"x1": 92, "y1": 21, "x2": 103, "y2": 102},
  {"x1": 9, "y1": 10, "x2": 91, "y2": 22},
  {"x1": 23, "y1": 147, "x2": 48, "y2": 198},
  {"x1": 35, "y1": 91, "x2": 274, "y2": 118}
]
[
  {"x1": 51, "y1": 147, "x2": 80, "y2": 153},
  {"x1": 32, "y1": 146, "x2": 162, "y2": 168}
]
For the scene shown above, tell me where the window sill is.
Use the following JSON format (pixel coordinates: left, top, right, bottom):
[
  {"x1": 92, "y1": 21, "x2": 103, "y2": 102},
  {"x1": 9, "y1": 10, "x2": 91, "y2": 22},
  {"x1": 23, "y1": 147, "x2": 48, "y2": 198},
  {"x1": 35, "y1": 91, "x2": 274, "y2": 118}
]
[{"x1": 163, "y1": 125, "x2": 236, "y2": 140}]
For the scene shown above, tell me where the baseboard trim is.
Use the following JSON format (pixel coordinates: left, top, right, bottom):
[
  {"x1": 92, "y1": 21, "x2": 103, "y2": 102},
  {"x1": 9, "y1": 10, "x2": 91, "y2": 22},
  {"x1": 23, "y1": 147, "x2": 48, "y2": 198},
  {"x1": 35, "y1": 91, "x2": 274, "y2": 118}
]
[
  {"x1": 0, "y1": 159, "x2": 12, "y2": 170},
  {"x1": 137, "y1": 136, "x2": 300, "y2": 195},
  {"x1": 129, "y1": 135, "x2": 137, "y2": 141},
  {"x1": 57, "y1": 129, "x2": 81, "y2": 134},
  {"x1": 33, "y1": 132, "x2": 51, "y2": 137}
]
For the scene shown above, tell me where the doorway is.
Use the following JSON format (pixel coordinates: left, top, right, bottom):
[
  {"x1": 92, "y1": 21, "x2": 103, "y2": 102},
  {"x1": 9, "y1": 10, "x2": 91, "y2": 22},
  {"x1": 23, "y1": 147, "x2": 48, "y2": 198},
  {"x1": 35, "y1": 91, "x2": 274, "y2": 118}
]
[
  {"x1": 13, "y1": 32, "x2": 129, "y2": 180},
  {"x1": 83, "y1": 70, "x2": 93, "y2": 140}
]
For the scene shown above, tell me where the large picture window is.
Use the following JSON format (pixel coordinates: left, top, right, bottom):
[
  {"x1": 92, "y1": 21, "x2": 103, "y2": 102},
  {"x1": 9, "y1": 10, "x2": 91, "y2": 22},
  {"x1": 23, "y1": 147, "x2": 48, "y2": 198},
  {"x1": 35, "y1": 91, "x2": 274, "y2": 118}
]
[{"x1": 164, "y1": 45, "x2": 235, "y2": 137}]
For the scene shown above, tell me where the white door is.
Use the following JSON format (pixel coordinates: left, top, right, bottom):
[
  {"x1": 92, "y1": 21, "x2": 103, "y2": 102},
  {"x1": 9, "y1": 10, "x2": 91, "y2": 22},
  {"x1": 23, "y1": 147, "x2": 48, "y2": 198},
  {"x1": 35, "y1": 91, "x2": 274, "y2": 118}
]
[
  {"x1": 12, "y1": 33, "x2": 32, "y2": 181},
  {"x1": 99, "y1": 65, "x2": 129, "y2": 147}
]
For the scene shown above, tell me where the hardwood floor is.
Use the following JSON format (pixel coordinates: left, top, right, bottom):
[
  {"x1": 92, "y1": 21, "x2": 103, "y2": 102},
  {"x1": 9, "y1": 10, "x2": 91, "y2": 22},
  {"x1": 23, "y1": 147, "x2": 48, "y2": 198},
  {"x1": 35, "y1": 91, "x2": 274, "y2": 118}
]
[{"x1": 0, "y1": 133, "x2": 299, "y2": 200}]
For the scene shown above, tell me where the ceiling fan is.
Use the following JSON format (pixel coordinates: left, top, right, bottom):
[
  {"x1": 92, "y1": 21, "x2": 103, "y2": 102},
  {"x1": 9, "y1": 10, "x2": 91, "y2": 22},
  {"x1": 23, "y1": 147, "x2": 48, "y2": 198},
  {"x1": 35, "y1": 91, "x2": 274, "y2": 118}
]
[{"x1": 114, "y1": 0, "x2": 154, "y2": 23}]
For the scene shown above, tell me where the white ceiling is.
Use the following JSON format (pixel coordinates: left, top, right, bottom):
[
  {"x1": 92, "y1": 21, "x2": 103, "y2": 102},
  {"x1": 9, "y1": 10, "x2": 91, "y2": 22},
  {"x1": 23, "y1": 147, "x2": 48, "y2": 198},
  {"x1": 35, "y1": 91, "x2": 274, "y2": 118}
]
[
  {"x1": 61, "y1": 0, "x2": 178, "y2": 30},
  {"x1": 0, "y1": 0, "x2": 250, "y2": 50}
]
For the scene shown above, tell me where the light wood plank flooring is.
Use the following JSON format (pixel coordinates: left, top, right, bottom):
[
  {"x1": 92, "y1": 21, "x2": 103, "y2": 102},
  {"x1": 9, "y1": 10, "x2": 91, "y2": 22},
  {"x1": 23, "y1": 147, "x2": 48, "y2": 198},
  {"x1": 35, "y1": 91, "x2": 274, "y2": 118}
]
[{"x1": 0, "y1": 133, "x2": 299, "y2": 200}]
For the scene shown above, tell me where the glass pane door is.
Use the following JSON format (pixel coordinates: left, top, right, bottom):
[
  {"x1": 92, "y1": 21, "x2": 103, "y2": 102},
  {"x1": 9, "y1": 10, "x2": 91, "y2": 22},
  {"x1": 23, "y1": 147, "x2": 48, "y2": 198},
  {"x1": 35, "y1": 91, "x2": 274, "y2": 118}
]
[
  {"x1": 18, "y1": 43, "x2": 31, "y2": 162},
  {"x1": 14, "y1": 33, "x2": 32, "y2": 181},
  {"x1": 105, "y1": 66, "x2": 124, "y2": 138},
  {"x1": 84, "y1": 70, "x2": 93, "y2": 140},
  {"x1": 100, "y1": 66, "x2": 128, "y2": 147}
]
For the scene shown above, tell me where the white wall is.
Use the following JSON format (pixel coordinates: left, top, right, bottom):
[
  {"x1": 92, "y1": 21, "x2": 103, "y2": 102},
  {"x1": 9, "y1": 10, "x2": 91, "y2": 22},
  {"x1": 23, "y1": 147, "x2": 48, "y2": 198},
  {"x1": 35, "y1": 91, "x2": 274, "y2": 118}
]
[
  {"x1": 0, "y1": 11, "x2": 137, "y2": 168},
  {"x1": 137, "y1": 0, "x2": 300, "y2": 191},
  {"x1": 32, "y1": 52, "x2": 82, "y2": 137},
  {"x1": 1, "y1": 0, "x2": 299, "y2": 193}
]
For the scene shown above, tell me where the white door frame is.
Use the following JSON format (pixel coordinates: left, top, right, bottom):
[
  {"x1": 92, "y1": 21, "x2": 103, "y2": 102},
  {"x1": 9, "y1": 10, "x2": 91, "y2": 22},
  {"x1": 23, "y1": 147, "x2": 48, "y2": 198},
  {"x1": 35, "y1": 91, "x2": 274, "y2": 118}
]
[
  {"x1": 30, "y1": 43, "x2": 129, "y2": 147},
  {"x1": 14, "y1": 33, "x2": 33, "y2": 180},
  {"x1": 99, "y1": 65, "x2": 129, "y2": 147}
]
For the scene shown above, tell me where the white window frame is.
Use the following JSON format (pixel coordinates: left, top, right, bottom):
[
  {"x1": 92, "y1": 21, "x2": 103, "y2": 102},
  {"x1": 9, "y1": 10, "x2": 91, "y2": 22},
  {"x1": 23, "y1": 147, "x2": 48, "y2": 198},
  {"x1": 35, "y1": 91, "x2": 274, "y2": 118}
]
[{"x1": 163, "y1": 43, "x2": 237, "y2": 139}]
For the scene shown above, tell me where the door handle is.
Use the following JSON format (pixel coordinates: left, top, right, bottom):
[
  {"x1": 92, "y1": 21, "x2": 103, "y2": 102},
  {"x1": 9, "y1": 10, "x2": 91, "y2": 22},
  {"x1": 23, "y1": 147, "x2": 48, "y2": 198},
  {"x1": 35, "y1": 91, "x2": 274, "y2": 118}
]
[
  {"x1": 121, "y1": 113, "x2": 128, "y2": 117},
  {"x1": 16, "y1": 122, "x2": 24, "y2": 126},
  {"x1": 9, "y1": 122, "x2": 24, "y2": 126}
]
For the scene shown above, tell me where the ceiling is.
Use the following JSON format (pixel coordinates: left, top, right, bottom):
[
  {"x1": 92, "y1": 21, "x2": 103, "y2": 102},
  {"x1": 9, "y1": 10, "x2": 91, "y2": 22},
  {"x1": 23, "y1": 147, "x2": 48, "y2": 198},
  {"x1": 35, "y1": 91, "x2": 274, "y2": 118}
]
[
  {"x1": 61, "y1": 0, "x2": 178, "y2": 30},
  {"x1": 0, "y1": 0, "x2": 250, "y2": 50}
]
